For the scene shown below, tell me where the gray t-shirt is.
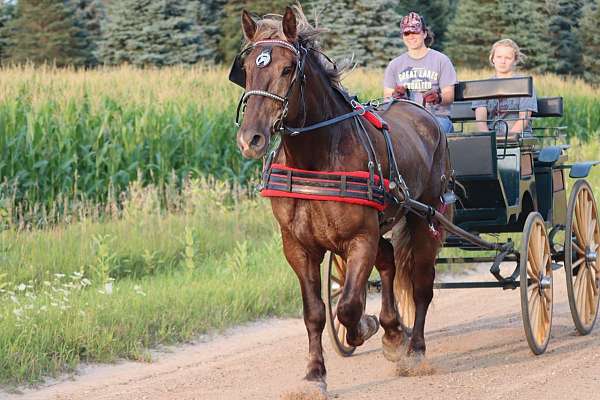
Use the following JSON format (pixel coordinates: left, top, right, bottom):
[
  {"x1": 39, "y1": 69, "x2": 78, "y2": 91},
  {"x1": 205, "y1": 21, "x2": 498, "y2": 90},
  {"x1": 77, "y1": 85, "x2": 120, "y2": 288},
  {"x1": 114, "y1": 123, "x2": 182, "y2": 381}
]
[
  {"x1": 383, "y1": 49, "x2": 457, "y2": 117},
  {"x1": 472, "y1": 80, "x2": 538, "y2": 134}
]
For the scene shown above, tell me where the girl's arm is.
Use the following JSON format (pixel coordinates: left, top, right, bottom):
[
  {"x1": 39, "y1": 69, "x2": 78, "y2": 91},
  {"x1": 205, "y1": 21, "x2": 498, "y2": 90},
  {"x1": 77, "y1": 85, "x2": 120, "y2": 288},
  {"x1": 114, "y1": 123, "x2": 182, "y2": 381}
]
[
  {"x1": 509, "y1": 111, "x2": 532, "y2": 135},
  {"x1": 475, "y1": 107, "x2": 489, "y2": 132}
]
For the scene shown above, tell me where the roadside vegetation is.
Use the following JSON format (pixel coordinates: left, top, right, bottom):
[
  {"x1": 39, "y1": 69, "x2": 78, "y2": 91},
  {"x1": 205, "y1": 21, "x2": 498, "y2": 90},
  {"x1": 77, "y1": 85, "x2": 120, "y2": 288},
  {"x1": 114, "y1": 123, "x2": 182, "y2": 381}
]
[{"x1": 0, "y1": 65, "x2": 598, "y2": 385}]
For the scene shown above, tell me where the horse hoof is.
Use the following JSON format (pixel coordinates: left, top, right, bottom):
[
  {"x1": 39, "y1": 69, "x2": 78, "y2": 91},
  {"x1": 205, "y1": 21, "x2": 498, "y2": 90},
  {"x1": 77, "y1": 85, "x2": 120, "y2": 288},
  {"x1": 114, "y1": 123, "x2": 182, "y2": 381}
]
[
  {"x1": 381, "y1": 334, "x2": 407, "y2": 362},
  {"x1": 281, "y1": 379, "x2": 328, "y2": 400},
  {"x1": 363, "y1": 314, "x2": 380, "y2": 341},
  {"x1": 346, "y1": 314, "x2": 379, "y2": 346},
  {"x1": 395, "y1": 353, "x2": 435, "y2": 377}
]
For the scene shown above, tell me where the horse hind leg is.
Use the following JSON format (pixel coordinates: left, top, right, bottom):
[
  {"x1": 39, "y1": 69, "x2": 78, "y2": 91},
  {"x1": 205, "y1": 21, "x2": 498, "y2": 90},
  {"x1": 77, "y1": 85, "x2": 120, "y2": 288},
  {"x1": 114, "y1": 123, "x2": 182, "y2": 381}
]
[
  {"x1": 374, "y1": 236, "x2": 407, "y2": 361},
  {"x1": 395, "y1": 215, "x2": 439, "y2": 376}
]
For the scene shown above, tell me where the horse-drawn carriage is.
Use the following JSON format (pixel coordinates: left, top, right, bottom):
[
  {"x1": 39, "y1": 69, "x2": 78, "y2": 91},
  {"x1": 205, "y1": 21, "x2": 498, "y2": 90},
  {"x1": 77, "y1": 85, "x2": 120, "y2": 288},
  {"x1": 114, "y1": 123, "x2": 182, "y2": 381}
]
[
  {"x1": 231, "y1": 7, "x2": 599, "y2": 393},
  {"x1": 324, "y1": 76, "x2": 600, "y2": 356}
]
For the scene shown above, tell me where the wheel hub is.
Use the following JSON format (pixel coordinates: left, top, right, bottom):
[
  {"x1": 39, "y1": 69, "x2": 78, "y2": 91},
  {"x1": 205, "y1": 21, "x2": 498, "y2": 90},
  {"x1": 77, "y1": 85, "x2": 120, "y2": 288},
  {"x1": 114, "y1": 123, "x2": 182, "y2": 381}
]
[
  {"x1": 585, "y1": 246, "x2": 597, "y2": 263},
  {"x1": 539, "y1": 273, "x2": 552, "y2": 290}
]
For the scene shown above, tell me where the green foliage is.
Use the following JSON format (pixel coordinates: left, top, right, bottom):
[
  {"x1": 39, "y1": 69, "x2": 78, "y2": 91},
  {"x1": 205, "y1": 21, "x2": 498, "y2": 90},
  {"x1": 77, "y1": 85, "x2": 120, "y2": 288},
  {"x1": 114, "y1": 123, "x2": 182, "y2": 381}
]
[
  {"x1": 6, "y1": 0, "x2": 88, "y2": 66},
  {"x1": 545, "y1": 0, "x2": 584, "y2": 76},
  {"x1": 197, "y1": 0, "x2": 227, "y2": 63},
  {"x1": 67, "y1": 0, "x2": 106, "y2": 67},
  {"x1": 499, "y1": 0, "x2": 552, "y2": 72},
  {"x1": 0, "y1": 1, "x2": 15, "y2": 63},
  {"x1": 395, "y1": 0, "x2": 452, "y2": 51},
  {"x1": 219, "y1": 0, "x2": 291, "y2": 64},
  {"x1": 314, "y1": 0, "x2": 403, "y2": 68},
  {"x1": 579, "y1": 0, "x2": 600, "y2": 85},
  {"x1": 98, "y1": 0, "x2": 203, "y2": 66},
  {"x1": 445, "y1": 0, "x2": 504, "y2": 68}
]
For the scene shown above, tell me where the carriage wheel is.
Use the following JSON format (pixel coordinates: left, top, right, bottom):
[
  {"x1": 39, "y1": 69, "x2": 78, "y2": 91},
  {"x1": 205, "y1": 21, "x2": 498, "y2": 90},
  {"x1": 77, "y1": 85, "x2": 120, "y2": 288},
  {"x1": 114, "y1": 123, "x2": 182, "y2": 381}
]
[
  {"x1": 520, "y1": 212, "x2": 553, "y2": 355},
  {"x1": 565, "y1": 180, "x2": 600, "y2": 335},
  {"x1": 396, "y1": 284, "x2": 415, "y2": 336},
  {"x1": 322, "y1": 251, "x2": 366, "y2": 357}
]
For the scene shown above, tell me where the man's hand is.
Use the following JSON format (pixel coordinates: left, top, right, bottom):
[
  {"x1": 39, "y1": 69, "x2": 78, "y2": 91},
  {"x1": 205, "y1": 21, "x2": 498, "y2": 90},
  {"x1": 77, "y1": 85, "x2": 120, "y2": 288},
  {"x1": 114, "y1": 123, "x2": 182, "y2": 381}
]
[
  {"x1": 423, "y1": 88, "x2": 441, "y2": 105},
  {"x1": 392, "y1": 85, "x2": 409, "y2": 100}
]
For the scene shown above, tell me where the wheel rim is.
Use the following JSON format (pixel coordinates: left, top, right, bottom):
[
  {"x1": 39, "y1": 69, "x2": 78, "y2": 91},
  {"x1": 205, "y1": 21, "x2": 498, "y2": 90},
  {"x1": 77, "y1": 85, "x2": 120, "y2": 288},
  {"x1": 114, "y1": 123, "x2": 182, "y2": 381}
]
[
  {"x1": 521, "y1": 213, "x2": 553, "y2": 354},
  {"x1": 324, "y1": 252, "x2": 356, "y2": 356},
  {"x1": 566, "y1": 181, "x2": 600, "y2": 334}
]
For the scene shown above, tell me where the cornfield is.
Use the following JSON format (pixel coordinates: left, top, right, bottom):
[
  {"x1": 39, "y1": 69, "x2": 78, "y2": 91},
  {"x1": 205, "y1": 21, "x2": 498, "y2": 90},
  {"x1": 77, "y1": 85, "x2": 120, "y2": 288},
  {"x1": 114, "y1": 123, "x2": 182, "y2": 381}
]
[{"x1": 0, "y1": 65, "x2": 598, "y2": 215}]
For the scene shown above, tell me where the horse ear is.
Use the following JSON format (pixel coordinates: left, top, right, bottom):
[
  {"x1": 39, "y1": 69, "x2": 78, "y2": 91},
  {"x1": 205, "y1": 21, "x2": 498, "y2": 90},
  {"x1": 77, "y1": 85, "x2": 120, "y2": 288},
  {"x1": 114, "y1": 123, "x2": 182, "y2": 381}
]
[
  {"x1": 241, "y1": 10, "x2": 257, "y2": 41},
  {"x1": 282, "y1": 7, "x2": 297, "y2": 42}
]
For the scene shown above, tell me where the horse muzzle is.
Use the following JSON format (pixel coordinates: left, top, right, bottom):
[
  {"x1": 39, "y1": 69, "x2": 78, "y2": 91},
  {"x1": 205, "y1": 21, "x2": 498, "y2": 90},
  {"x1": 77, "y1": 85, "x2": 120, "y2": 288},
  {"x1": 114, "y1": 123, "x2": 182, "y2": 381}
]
[{"x1": 237, "y1": 130, "x2": 269, "y2": 159}]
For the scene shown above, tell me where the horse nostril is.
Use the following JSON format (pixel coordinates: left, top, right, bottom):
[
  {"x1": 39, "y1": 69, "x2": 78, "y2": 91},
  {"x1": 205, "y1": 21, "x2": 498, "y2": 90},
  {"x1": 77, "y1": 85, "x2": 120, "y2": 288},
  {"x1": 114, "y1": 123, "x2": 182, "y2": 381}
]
[{"x1": 250, "y1": 134, "x2": 264, "y2": 149}]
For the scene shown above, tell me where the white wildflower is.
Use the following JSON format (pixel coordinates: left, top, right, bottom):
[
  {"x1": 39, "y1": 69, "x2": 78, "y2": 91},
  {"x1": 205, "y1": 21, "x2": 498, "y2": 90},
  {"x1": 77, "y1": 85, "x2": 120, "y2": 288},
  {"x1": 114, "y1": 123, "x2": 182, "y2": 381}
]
[{"x1": 17, "y1": 283, "x2": 26, "y2": 291}]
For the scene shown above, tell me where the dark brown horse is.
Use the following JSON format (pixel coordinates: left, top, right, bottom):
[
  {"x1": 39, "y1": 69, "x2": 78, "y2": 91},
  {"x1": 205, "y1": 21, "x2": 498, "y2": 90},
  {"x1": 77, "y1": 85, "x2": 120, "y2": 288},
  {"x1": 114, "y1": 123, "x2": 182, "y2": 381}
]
[{"x1": 234, "y1": 6, "x2": 451, "y2": 394}]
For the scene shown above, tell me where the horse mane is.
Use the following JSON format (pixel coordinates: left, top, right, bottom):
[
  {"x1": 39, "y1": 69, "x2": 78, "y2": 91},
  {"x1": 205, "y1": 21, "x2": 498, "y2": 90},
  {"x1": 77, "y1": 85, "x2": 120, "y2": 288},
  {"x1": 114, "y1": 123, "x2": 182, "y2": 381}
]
[{"x1": 242, "y1": 5, "x2": 344, "y2": 87}]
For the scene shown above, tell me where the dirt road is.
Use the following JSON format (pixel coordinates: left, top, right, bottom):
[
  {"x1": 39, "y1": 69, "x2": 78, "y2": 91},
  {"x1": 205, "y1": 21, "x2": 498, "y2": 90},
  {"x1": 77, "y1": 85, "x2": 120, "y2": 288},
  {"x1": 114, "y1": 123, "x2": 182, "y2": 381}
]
[{"x1": 6, "y1": 266, "x2": 600, "y2": 400}]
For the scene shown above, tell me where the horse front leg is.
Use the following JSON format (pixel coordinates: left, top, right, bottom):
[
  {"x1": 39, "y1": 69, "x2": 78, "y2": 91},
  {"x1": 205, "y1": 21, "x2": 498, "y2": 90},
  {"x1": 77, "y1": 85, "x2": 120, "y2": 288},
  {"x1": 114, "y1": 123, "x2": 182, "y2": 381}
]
[
  {"x1": 336, "y1": 236, "x2": 380, "y2": 346},
  {"x1": 281, "y1": 232, "x2": 327, "y2": 386}
]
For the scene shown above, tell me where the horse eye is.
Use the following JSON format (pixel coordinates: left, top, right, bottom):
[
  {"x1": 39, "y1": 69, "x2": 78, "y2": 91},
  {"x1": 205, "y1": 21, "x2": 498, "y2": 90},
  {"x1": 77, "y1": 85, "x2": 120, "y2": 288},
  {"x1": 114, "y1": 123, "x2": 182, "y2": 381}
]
[{"x1": 282, "y1": 66, "x2": 293, "y2": 76}]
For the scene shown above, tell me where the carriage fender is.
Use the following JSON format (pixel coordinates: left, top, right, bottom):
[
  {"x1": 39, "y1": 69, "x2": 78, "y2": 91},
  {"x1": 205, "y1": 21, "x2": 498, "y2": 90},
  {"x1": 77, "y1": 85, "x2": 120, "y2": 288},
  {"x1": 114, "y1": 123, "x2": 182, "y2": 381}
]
[
  {"x1": 537, "y1": 146, "x2": 563, "y2": 165},
  {"x1": 567, "y1": 161, "x2": 600, "y2": 178}
]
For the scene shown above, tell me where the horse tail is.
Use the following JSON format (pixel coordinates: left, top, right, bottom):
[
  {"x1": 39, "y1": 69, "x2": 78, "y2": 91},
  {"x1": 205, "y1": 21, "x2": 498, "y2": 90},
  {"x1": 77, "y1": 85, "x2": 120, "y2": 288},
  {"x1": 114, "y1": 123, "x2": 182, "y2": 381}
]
[{"x1": 391, "y1": 215, "x2": 414, "y2": 305}]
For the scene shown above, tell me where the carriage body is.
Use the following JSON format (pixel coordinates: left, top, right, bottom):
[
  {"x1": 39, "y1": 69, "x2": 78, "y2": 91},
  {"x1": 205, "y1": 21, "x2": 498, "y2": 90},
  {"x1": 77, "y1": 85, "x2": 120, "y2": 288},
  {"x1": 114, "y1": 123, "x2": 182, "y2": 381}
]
[
  {"x1": 448, "y1": 87, "x2": 571, "y2": 235},
  {"x1": 325, "y1": 76, "x2": 599, "y2": 357}
]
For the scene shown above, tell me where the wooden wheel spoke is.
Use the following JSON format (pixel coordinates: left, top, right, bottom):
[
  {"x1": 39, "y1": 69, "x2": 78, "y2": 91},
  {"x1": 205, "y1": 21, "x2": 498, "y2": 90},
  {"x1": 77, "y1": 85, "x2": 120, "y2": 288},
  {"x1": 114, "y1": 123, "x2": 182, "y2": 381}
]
[
  {"x1": 575, "y1": 267, "x2": 587, "y2": 319},
  {"x1": 331, "y1": 287, "x2": 343, "y2": 299},
  {"x1": 587, "y1": 216, "x2": 597, "y2": 243},
  {"x1": 528, "y1": 246, "x2": 539, "y2": 276},
  {"x1": 573, "y1": 241, "x2": 585, "y2": 256},
  {"x1": 527, "y1": 261, "x2": 539, "y2": 282},
  {"x1": 572, "y1": 257, "x2": 586, "y2": 270},
  {"x1": 338, "y1": 324, "x2": 347, "y2": 344},
  {"x1": 530, "y1": 293, "x2": 540, "y2": 339},
  {"x1": 542, "y1": 253, "x2": 550, "y2": 272},
  {"x1": 331, "y1": 274, "x2": 343, "y2": 286}
]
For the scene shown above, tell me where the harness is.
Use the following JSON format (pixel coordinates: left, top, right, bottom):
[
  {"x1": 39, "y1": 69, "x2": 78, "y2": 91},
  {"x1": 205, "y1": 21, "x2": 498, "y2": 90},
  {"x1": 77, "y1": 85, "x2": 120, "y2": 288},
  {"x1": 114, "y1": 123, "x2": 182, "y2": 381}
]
[{"x1": 230, "y1": 38, "x2": 444, "y2": 233}]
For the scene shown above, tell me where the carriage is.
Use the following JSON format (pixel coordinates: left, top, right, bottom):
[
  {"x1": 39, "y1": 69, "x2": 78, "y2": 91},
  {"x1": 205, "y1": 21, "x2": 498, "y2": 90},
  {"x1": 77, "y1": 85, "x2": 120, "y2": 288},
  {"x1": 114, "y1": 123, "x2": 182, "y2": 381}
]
[{"x1": 323, "y1": 76, "x2": 600, "y2": 356}]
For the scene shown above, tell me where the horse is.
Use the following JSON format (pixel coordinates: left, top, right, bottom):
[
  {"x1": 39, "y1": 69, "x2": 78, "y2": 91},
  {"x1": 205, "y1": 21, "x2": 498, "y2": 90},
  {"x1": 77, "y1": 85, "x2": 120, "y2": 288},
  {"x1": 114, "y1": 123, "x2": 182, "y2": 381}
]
[{"x1": 232, "y1": 5, "x2": 451, "y2": 395}]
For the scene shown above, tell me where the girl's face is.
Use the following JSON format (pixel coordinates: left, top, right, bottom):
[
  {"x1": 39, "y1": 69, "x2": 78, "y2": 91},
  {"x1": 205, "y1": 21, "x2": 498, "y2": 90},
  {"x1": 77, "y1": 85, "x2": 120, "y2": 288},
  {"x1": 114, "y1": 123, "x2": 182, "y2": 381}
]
[
  {"x1": 492, "y1": 45, "x2": 517, "y2": 75},
  {"x1": 402, "y1": 31, "x2": 426, "y2": 51}
]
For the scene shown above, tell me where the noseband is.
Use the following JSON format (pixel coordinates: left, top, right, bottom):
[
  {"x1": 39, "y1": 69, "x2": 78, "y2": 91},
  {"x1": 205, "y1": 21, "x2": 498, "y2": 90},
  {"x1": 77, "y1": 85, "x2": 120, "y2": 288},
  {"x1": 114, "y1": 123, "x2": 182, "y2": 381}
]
[{"x1": 230, "y1": 39, "x2": 308, "y2": 133}]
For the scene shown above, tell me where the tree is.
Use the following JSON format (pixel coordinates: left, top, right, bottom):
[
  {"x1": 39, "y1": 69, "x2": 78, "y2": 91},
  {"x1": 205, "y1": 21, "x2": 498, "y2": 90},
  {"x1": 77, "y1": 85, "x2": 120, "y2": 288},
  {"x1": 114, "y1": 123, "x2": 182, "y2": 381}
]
[
  {"x1": 444, "y1": 0, "x2": 504, "y2": 68},
  {"x1": 395, "y1": 0, "x2": 452, "y2": 51},
  {"x1": 7, "y1": 0, "x2": 88, "y2": 67},
  {"x1": 0, "y1": 1, "x2": 15, "y2": 64},
  {"x1": 98, "y1": 0, "x2": 203, "y2": 66},
  {"x1": 545, "y1": 0, "x2": 584, "y2": 75},
  {"x1": 220, "y1": 0, "x2": 291, "y2": 64},
  {"x1": 67, "y1": 0, "x2": 106, "y2": 66},
  {"x1": 314, "y1": 0, "x2": 403, "y2": 68},
  {"x1": 579, "y1": 0, "x2": 600, "y2": 84},
  {"x1": 198, "y1": 0, "x2": 227, "y2": 63},
  {"x1": 499, "y1": 0, "x2": 552, "y2": 72}
]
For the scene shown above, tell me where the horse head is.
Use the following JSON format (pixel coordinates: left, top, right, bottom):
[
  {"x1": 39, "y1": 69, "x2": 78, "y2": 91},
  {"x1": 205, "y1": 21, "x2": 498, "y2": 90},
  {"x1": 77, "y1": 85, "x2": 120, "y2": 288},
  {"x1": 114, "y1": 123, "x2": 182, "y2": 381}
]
[{"x1": 233, "y1": 7, "x2": 305, "y2": 159}]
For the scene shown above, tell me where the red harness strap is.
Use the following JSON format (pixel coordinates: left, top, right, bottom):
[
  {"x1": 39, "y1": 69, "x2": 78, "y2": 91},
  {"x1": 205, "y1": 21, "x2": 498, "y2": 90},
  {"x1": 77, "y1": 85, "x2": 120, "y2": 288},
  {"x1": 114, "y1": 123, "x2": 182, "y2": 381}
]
[
  {"x1": 260, "y1": 164, "x2": 391, "y2": 211},
  {"x1": 352, "y1": 102, "x2": 389, "y2": 130}
]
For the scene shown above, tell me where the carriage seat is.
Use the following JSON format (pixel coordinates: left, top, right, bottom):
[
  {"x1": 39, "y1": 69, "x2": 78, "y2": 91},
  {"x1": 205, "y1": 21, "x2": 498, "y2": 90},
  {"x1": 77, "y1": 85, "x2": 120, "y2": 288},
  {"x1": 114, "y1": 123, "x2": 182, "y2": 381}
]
[{"x1": 450, "y1": 97, "x2": 563, "y2": 123}]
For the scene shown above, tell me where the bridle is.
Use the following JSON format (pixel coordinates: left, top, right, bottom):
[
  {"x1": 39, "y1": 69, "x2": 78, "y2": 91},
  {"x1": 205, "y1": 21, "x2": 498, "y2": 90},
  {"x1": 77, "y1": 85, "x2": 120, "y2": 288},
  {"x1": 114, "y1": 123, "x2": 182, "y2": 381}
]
[{"x1": 230, "y1": 39, "x2": 309, "y2": 134}]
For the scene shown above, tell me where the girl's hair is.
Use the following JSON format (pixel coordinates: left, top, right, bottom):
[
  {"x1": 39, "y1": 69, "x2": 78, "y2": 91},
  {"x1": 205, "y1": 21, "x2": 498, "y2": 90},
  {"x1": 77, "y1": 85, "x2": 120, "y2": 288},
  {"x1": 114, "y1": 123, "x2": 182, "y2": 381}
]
[
  {"x1": 489, "y1": 39, "x2": 526, "y2": 66},
  {"x1": 424, "y1": 26, "x2": 435, "y2": 47}
]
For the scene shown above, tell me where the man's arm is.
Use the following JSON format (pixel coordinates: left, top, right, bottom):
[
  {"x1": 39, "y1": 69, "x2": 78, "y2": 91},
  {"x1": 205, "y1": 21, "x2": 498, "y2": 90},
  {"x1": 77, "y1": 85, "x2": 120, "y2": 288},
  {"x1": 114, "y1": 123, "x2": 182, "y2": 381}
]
[{"x1": 475, "y1": 107, "x2": 489, "y2": 132}]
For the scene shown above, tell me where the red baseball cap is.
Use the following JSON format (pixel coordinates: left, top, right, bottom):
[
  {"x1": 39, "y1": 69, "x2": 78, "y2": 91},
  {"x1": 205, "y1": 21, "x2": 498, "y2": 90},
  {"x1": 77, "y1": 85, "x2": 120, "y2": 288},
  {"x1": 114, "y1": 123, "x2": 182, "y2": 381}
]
[{"x1": 401, "y1": 12, "x2": 424, "y2": 34}]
